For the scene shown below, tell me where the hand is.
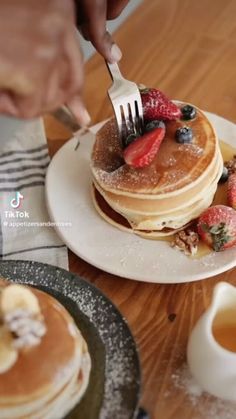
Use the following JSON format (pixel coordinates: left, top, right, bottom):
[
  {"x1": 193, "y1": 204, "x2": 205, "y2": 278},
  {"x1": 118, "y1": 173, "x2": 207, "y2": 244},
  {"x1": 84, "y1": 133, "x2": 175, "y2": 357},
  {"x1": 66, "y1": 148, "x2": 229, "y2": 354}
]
[
  {"x1": 76, "y1": 0, "x2": 129, "y2": 62},
  {"x1": 0, "y1": 0, "x2": 90, "y2": 125}
]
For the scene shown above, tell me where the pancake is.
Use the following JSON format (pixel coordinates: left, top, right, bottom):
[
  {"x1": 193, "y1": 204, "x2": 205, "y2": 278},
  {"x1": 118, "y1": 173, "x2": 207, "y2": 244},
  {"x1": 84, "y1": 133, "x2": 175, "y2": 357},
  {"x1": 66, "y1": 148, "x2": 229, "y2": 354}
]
[
  {"x1": 92, "y1": 185, "x2": 186, "y2": 237},
  {"x1": 91, "y1": 103, "x2": 219, "y2": 196},
  {"x1": 91, "y1": 102, "x2": 223, "y2": 236},
  {"x1": 0, "y1": 280, "x2": 91, "y2": 419}
]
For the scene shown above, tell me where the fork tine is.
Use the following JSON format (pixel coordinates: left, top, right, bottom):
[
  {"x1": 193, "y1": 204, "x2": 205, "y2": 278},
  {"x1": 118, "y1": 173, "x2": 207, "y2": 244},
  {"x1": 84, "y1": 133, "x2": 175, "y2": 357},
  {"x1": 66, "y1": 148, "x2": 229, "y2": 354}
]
[
  {"x1": 119, "y1": 106, "x2": 127, "y2": 141},
  {"x1": 111, "y1": 102, "x2": 123, "y2": 135},
  {"x1": 135, "y1": 99, "x2": 144, "y2": 134},
  {"x1": 121, "y1": 103, "x2": 132, "y2": 136},
  {"x1": 136, "y1": 96, "x2": 144, "y2": 127},
  {"x1": 129, "y1": 101, "x2": 138, "y2": 135}
]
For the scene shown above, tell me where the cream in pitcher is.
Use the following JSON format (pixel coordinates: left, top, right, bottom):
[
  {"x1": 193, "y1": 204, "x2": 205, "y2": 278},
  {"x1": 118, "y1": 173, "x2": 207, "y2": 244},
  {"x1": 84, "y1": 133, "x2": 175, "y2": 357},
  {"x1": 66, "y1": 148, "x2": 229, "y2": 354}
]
[{"x1": 187, "y1": 281, "x2": 236, "y2": 401}]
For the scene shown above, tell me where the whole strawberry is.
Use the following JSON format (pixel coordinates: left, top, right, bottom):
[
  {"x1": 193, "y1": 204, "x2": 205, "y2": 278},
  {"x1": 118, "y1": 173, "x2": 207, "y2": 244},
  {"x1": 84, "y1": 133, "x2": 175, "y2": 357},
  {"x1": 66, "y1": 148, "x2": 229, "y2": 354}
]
[
  {"x1": 140, "y1": 87, "x2": 181, "y2": 121},
  {"x1": 124, "y1": 125, "x2": 166, "y2": 168},
  {"x1": 197, "y1": 205, "x2": 236, "y2": 251},
  {"x1": 227, "y1": 173, "x2": 236, "y2": 209}
]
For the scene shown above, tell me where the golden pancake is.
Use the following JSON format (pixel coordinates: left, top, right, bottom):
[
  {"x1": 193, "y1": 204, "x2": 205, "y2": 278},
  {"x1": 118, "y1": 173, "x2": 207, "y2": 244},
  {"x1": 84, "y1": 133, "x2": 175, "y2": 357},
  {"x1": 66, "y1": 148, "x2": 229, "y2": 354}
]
[
  {"x1": 91, "y1": 104, "x2": 218, "y2": 196},
  {"x1": 0, "y1": 280, "x2": 91, "y2": 419},
  {"x1": 0, "y1": 288, "x2": 81, "y2": 402},
  {"x1": 91, "y1": 102, "x2": 223, "y2": 235}
]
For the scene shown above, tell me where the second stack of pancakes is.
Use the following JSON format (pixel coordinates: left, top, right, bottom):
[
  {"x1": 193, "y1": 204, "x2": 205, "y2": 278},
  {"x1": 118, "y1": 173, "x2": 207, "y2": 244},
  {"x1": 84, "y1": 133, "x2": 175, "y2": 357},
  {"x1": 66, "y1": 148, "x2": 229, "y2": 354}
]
[{"x1": 0, "y1": 282, "x2": 91, "y2": 419}]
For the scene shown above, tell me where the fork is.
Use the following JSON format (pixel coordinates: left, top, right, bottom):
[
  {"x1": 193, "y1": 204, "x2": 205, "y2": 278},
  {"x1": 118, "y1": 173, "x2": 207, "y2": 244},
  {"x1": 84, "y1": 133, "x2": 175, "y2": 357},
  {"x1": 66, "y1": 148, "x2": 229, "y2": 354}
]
[{"x1": 106, "y1": 61, "x2": 144, "y2": 144}]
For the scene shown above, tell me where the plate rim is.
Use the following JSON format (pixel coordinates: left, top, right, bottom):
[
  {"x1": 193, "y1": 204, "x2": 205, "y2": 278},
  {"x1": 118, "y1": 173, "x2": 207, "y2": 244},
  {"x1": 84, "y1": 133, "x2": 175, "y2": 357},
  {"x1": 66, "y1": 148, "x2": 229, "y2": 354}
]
[
  {"x1": 45, "y1": 113, "x2": 236, "y2": 284},
  {"x1": 0, "y1": 259, "x2": 141, "y2": 419}
]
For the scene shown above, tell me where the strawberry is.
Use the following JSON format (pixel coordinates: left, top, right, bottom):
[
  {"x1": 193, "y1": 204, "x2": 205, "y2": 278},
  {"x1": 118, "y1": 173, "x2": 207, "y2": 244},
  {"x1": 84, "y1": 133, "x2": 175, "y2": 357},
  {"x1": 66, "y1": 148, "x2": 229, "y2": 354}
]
[
  {"x1": 140, "y1": 87, "x2": 181, "y2": 121},
  {"x1": 197, "y1": 205, "x2": 236, "y2": 251},
  {"x1": 227, "y1": 173, "x2": 236, "y2": 209},
  {"x1": 124, "y1": 126, "x2": 166, "y2": 168}
]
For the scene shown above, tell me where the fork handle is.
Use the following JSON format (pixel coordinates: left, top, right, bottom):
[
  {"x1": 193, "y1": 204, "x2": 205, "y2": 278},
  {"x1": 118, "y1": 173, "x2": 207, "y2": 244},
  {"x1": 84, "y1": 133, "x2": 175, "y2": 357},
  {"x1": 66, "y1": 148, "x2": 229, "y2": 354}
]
[{"x1": 106, "y1": 61, "x2": 123, "y2": 82}]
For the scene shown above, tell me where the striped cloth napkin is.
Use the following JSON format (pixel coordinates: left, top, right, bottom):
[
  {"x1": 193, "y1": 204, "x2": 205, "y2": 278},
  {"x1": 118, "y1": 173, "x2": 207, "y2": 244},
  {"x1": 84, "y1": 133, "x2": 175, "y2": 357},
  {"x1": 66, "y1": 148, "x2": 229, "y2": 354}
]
[{"x1": 0, "y1": 116, "x2": 68, "y2": 269}]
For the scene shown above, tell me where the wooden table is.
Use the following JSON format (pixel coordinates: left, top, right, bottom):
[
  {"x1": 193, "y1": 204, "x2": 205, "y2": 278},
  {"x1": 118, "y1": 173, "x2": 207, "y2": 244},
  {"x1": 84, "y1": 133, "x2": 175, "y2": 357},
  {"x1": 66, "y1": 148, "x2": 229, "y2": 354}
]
[{"x1": 45, "y1": 1, "x2": 236, "y2": 417}]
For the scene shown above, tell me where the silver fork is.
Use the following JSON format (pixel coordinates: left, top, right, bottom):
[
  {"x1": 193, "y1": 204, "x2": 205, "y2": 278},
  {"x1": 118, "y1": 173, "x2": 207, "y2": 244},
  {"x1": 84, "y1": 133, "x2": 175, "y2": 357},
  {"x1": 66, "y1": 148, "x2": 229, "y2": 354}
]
[{"x1": 106, "y1": 62, "x2": 144, "y2": 143}]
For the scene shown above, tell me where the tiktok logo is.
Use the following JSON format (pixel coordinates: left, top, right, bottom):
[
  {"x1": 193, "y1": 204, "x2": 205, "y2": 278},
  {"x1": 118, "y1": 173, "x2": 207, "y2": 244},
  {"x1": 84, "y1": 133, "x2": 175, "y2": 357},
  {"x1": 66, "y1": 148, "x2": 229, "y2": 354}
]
[{"x1": 10, "y1": 192, "x2": 24, "y2": 209}]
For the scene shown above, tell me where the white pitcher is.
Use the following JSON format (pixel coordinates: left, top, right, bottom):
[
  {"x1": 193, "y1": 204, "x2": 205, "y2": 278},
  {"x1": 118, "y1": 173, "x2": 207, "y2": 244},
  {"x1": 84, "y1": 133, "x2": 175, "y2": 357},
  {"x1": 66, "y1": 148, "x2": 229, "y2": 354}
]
[{"x1": 187, "y1": 281, "x2": 236, "y2": 401}]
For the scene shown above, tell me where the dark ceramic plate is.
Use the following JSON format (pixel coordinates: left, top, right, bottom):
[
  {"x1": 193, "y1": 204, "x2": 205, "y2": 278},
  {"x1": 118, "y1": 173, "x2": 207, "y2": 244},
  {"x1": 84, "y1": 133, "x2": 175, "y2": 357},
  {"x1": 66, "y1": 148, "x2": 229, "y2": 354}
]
[{"x1": 0, "y1": 260, "x2": 141, "y2": 419}]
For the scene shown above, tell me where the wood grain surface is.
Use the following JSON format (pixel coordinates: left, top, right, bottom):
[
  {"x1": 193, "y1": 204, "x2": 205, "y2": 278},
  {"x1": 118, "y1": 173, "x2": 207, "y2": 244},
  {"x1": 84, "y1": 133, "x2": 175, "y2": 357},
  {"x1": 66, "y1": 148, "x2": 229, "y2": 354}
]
[{"x1": 45, "y1": 1, "x2": 236, "y2": 418}]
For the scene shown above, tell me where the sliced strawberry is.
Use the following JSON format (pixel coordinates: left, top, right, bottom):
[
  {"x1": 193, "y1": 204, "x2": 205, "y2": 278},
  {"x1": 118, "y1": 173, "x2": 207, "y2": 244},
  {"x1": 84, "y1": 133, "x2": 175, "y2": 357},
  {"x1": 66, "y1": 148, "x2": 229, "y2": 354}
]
[
  {"x1": 197, "y1": 205, "x2": 236, "y2": 251},
  {"x1": 124, "y1": 126, "x2": 166, "y2": 168},
  {"x1": 227, "y1": 174, "x2": 236, "y2": 209},
  {"x1": 140, "y1": 87, "x2": 181, "y2": 121}
]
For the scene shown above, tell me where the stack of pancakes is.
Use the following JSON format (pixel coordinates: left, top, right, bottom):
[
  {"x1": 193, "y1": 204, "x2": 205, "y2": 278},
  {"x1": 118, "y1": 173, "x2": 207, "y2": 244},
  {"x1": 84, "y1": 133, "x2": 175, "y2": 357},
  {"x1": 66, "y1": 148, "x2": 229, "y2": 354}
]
[
  {"x1": 0, "y1": 282, "x2": 91, "y2": 419},
  {"x1": 91, "y1": 103, "x2": 223, "y2": 237}
]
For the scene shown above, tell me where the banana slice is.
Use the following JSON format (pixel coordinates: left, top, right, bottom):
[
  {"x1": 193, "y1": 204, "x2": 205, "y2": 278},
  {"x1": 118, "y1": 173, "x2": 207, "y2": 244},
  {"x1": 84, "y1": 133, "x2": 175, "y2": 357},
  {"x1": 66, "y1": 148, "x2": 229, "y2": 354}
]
[
  {"x1": 0, "y1": 327, "x2": 18, "y2": 374},
  {"x1": 0, "y1": 285, "x2": 40, "y2": 317}
]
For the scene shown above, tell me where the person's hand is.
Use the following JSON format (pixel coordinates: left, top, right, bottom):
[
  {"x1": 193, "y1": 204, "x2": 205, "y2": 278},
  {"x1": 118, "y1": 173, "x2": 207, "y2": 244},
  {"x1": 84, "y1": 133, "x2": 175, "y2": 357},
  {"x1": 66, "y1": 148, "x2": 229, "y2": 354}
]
[
  {"x1": 0, "y1": 0, "x2": 90, "y2": 125},
  {"x1": 76, "y1": 0, "x2": 129, "y2": 63}
]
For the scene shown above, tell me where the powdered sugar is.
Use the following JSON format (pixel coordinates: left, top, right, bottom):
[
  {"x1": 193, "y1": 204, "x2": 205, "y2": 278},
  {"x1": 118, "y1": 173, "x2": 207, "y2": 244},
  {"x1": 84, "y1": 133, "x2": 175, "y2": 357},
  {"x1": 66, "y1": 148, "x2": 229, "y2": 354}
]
[
  {"x1": 177, "y1": 143, "x2": 204, "y2": 157},
  {"x1": 170, "y1": 361, "x2": 236, "y2": 418}
]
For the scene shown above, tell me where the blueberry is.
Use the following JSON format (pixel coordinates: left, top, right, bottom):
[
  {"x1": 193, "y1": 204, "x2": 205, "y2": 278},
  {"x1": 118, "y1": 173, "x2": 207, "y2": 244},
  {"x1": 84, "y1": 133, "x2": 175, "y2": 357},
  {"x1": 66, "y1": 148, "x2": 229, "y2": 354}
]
[
  {"x1": 175, "y1": 126, "x2": 193, "y2": 143},
  {"x1": 137, "y1": 407, "x2": 150, "y2": 419},
  {"x1": 145, "y1": 120, "x2": 165, "y2": 132},
  {"x1": 219, "y1": 166, "x2": 229, "y2": 183},
  {"x1": 123, "y1": 133, "x2": 138, "y2": 148},
  {"x1": 181, "y1": 104, "x2": 197, "y2": 120}
]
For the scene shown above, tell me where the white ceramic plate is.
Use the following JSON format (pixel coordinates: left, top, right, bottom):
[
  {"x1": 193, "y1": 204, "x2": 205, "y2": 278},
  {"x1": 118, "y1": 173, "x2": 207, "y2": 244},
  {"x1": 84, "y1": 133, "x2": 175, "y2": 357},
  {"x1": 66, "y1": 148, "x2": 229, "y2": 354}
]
[{"x1": 45, "y1": 113, "x2": 236, "y2": 283}]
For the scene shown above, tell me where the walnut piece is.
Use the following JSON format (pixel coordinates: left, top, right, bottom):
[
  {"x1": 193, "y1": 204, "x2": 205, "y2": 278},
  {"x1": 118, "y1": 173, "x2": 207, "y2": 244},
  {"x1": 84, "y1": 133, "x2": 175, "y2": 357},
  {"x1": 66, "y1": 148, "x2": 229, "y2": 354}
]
[
  {"x1": 171, "y1": 228, "x2": 199, "y2": 256},
  {"x1": 225, "y1": 155, "x2": 236, "y2": 175}
]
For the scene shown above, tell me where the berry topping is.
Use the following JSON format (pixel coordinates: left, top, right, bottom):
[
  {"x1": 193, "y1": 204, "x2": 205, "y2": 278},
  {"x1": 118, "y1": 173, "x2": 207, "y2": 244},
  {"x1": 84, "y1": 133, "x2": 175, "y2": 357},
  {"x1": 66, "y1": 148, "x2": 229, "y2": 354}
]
[
  {"x1": 124, "y1": 125, "x2": 166, "y2": 168},
  {"x1": 145, "y1": 120, "x2": 165, "y2": 132},
  {"x1": 175, "y1": 126, "x2": 193, "y2": 143},
  {"x1": 197, "y1": 205, "x2": 236, "y2": 251},
  {"x1": 181, "y1": 104, "x2": 197, "y2": 120},
  {"x1": 137, "y1": 407, "x2": 150, "y2": 419},
  {"x1": 219, "y1": 166, "x2": 229, "y2": 183},
  {"x1": 140, "y1": 87, "x2": 181, "y2": 121},
  {"x1": 123, "y1": 133, "x2": 138, "y2": 148},
  {"x1": 227, "y1": 174, "x2": 236, "y2": 209}
]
